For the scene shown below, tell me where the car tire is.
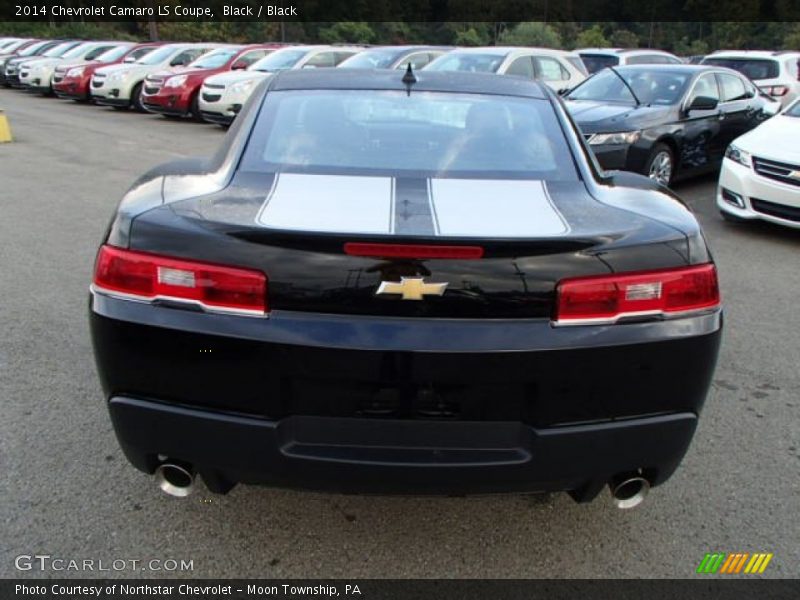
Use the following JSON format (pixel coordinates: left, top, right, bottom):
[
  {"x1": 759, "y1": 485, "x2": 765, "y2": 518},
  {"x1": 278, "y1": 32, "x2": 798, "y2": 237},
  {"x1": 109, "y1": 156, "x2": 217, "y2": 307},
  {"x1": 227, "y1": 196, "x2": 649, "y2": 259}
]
[
  {"x1": 720, "y1": 210, "x2": 748, "y2": 224},
  {"x1": 189, "y1": 93, "x2": 203, "y2": 122},
  {"x1": 131, "y1": 82, "x2": 145, "y2": 112},
  {"x1": 645, "y1": 143, "x2": 675, "y2": 187}
]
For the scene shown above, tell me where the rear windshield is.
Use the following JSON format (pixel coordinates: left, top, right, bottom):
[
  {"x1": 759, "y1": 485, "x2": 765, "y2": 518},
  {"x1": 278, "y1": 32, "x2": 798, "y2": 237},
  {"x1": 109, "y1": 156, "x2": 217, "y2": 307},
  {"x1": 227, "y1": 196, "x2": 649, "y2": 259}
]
[
  {"x1": 425, "y1": 53, "x2": 506, "y2": 74},
  {"x1": 702, "y1": 57, "x2": 779, "y2": 80},
  {"x1": 579, "y1": 54, "x2": 619, "y2": 74},
  {"x1": 240, "y1": 90, "x2": 577, "y2": 180}
]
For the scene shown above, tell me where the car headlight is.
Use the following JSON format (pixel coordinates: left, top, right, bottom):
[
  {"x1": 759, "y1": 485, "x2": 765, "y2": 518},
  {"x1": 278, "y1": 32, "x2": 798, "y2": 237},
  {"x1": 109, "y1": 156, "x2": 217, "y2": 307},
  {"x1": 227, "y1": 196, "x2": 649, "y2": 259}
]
[
  {"x1": 229, "y1": 79, "x2": 257, "y2": 95},
  {"x1": 588, "y1": 131, "x2": 641, "y2": 145},
  {"x1": 67, "y1": 67, "x2": 84, "y2": 78},
  {"x1": 164, "y1": 75, "x2": 188, "y2": 88},
  {"x1": 724, "y1": 144, "x2": 751, "y2": 168}
]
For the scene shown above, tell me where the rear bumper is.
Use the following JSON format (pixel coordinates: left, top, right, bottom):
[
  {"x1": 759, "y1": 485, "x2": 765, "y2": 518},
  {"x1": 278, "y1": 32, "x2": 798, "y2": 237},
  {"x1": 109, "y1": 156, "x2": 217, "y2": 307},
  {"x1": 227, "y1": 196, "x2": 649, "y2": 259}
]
[
  {"x1": 110, "y1": 395, "x2": 697, "y2": 496},
  {"x1": 91, "y1": 293, "x2": 722, "y2": 495}
]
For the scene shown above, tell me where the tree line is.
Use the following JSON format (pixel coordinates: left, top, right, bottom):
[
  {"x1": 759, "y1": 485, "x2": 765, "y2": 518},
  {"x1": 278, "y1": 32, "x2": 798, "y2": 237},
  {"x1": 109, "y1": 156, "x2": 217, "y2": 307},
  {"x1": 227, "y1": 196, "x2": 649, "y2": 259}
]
[{"x1": 2, "y1": 21, "x2": 799, "y2": 55}]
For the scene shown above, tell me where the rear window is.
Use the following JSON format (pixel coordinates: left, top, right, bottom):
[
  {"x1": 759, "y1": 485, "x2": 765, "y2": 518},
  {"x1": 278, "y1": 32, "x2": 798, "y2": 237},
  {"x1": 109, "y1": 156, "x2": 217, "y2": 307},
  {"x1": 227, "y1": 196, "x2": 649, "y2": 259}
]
[
  {"x1": 702, "y1": 57, "x2": 780, "y2": 80},
  {"x1": 240, "y1": 90, "x2": 577, "y2": 181},
  {"x1": 578, "y1": 54, "x2": 619, "y2": 74},
  {"x1": 425, "y1": 53, "x2": 506, "y2": 74}
]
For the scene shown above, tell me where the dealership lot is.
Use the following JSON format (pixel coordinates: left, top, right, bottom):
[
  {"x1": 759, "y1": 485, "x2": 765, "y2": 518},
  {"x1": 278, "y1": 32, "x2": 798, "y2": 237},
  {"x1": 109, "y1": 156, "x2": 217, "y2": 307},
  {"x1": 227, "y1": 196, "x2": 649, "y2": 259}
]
[{"x1": 0, "y1": 89, "x2": 797, "y2": 578}]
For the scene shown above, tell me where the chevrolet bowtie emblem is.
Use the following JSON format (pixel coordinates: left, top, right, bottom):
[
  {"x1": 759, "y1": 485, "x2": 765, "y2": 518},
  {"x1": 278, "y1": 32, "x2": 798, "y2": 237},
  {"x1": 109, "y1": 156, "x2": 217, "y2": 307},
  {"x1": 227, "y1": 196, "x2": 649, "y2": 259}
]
[{"x1": 376, "y1": 277, "x2": 448, "y2": 300}]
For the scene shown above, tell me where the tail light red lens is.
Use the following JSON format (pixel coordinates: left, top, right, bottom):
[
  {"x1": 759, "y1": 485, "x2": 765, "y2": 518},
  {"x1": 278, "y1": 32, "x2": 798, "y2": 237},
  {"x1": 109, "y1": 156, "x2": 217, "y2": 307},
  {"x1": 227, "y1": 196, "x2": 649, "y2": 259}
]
[
  {"x1": 93, "y1": 245, "x2": 268, "y2": 316},
  {"x1": 344, "y1": 243, "x2": 484, "y2": 259},
  {"x1": 554, "y1": 264, "x2": 719, "y2": 325},
  {"x1": 760, "y1": 85, "x2": 789, "y2": 97}
]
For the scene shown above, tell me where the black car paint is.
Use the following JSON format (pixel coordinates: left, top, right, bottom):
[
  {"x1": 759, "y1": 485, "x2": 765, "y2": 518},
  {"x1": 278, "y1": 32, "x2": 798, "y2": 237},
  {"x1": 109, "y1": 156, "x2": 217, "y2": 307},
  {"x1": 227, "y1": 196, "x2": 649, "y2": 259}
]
[
  {"x1": 565, "y1": 65, "x2": 772, "y2": 181},
  {"x1": 91, "y1": 70, "x2": 722, "y2": 498}
]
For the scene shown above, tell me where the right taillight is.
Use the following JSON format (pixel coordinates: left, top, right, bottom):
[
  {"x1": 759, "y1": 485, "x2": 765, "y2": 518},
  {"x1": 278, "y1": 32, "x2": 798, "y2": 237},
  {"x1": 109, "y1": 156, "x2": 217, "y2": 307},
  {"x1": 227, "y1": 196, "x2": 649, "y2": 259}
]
[
  {"x1": 92, "y1": 245, "x2": 268, "y2": 316},
  {"x1": 554, "y1": 264, "x2": 720, "y2": 326}
]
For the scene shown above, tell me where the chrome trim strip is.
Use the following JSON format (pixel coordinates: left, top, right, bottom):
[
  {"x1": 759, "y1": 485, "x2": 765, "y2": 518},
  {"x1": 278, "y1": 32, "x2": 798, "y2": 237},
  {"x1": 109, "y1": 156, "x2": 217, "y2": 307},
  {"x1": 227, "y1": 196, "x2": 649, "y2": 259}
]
[{"x1": 90, "y1": 284, "x2": 267, "y2": 318}]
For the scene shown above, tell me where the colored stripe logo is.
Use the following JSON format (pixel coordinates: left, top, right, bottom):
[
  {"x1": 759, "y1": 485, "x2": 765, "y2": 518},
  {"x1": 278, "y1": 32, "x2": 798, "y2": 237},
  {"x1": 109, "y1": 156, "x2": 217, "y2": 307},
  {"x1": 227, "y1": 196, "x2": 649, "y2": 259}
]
[{"x1": 697, "y1": 552, "x2": 773, "y2": 574}]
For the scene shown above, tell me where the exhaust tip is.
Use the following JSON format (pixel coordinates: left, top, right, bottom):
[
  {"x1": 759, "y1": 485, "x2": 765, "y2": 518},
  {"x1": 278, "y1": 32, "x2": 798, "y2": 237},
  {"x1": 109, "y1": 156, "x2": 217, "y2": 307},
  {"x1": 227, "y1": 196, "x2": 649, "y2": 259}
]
[
  {"x1": 155, "y1": 462, "x2": 195, "y2": 497},
  {"x1": 610, "y1": 474, "x2": 650, "y2": 509}
]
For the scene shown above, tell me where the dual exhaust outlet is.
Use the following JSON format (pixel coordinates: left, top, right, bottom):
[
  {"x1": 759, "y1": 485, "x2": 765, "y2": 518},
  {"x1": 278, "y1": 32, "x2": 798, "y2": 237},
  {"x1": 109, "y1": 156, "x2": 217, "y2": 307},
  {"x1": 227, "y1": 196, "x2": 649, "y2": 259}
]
[{"x1": 154, "y1": 460, "x2": 650, "y2": 508}]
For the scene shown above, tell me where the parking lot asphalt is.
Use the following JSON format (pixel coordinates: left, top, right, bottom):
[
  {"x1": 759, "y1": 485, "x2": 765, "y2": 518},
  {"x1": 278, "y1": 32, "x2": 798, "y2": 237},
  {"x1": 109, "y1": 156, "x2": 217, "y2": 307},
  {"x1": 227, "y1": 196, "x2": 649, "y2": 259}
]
[{"x1": 0, "y1": 88, "x2": 798, "y2": 579}]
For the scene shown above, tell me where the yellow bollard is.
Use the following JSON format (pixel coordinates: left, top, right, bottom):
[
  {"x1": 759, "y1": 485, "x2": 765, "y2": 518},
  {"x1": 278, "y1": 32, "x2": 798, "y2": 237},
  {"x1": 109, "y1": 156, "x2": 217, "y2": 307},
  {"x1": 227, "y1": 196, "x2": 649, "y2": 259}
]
[{"x1": 0, "y1": 110, "x2": 12, "y2": 143}]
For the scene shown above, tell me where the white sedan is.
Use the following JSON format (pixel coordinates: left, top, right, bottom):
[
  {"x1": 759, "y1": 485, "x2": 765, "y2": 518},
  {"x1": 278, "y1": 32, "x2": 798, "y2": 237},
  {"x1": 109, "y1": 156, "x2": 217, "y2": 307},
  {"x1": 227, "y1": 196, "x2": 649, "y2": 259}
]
[{"x1": 718, "y1": 98, "x2": 800, "y2": 229}]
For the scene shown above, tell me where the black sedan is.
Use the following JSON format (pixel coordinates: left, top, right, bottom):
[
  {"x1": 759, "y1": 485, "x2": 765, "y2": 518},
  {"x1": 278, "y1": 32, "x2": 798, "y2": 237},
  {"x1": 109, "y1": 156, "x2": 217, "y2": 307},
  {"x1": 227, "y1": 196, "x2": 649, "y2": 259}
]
[
  {"x1": 564, "y1": 65, "x2": 776, "y2": 186},
  {"x1": 90, "y1": 69, "x2": 721, "y2": 508}
]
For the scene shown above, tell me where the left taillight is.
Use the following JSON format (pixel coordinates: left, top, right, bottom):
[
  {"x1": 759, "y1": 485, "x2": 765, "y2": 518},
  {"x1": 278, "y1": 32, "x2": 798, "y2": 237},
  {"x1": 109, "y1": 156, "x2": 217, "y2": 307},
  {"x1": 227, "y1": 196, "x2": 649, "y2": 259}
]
[
  {"x1": 92, "y1": 245, "x2": 268, "y2": 316},
  {"x1": 554, "y1": 263, "x2": 720, "y2": 326}
]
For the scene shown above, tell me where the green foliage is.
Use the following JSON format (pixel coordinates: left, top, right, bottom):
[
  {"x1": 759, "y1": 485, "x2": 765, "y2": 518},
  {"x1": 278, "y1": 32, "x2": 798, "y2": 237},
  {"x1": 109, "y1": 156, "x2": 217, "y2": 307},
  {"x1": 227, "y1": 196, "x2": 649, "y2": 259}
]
[
  {"x1": 673, "y1": 36, "x2": 709, "y2": 56},
  {"x1": 498, "y1": 22, "x2": 562, "y2": 48},
  {"x1": 318, "y1": 22, "x2": 376, "y2": 44},
  {"x1": 575, "y1": 25, "x2": 610, "y2": 49},
  {"x1": 784, "y1": 24, "x2": 800, "y2": 50},
  {"x1": 452, "y1": 27, "x2": 489, "y2": 47},
  {"x1": 609, "y1": 29, "x2": 639, "y2": 49}
]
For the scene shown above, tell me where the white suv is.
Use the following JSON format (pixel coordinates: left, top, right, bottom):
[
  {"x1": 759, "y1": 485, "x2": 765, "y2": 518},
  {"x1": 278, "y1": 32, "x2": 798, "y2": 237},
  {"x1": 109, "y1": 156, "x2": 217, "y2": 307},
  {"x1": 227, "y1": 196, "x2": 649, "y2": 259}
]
[
  {"x1": 91, "y1": 43, "x2": 220, "y2": 111},
  {"x1": 576, "y1": 48, "x2": 683, "y2": 74},
  {"x1": 424, "y1": 47, "x2": 587, "y2": 93},
  {"x1": 702, "y1": 51, "x2": 800, "y2": 108}
]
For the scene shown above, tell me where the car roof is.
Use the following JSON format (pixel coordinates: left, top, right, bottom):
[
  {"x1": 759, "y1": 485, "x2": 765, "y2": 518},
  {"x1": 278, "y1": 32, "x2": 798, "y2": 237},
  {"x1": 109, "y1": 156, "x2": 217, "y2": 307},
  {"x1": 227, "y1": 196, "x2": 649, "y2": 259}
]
[
  {"x1": 707, "y1": 50, "x2": 800, "y2": 59},
  {"x1": 269, "y1": 68, "x2": 548, "y2": 99},
  {"x1": 578, "y1": 48, "x2": 675, "y2": 56},
  {"x1": 446, "y1": 46, "x2": 578, "y2": 57}
]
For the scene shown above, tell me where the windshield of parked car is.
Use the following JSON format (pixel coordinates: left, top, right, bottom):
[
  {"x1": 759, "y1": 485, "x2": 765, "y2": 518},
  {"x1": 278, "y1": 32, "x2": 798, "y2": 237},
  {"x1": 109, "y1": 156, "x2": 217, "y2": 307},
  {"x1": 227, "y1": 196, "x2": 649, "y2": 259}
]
[
  {"x1": 43, "y1": 42, "x2": 76, "y2": 58},
  {"x1": 702, "y1": 57, "x2": 779, "y2": 80},
  {"x1": 338, "y1": 49, "x2": 405, "y2": 69},
  {"x1": 1, "y1": 40, "x2": 27, "y2": 53},
  {"x1": 188, "y1": 48, "x2": 239, "y2": 69},
  {"x1": 249, "y1": 48, "x2": 308, "y2": 72},
  {"x1": 578, "y1": 54, "x2": 620, "y2": 74},
  {"x1": 567, "y1": 68, "x2": 691, "y2": 105},
  {"x1": 135, "y1": 45, "x2": 180, "y2": 65},
  {"x1": 17, "y1": 41, "x2": 48, "y2": 56},
  {"x1": 62, "y1": 43, "x2": 92, "y2": 59},
  {"x1": 425, "y1": 52, "x2": 506, "y2": 74},
  {"x1": 241, "y1": 90, "x2": 577, "y2": 180},
  {"x1": 94, "y1": 45, "x2": 131, "y2": 63}
]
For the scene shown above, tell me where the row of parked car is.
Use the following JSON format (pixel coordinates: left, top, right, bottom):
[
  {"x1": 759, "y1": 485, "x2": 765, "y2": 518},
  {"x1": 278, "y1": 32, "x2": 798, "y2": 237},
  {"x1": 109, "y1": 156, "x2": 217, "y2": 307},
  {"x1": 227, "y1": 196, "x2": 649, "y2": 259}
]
[{"x1": 1, "y1": 35, "x2": 799, "y2": 229}]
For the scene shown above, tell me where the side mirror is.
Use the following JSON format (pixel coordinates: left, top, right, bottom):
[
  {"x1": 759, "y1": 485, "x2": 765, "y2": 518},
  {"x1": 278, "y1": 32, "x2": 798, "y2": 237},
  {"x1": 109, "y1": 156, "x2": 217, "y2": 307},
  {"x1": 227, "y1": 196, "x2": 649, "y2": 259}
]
[
  {"x1": 688, "y1": 95, "x2": 718, "y2": 111},
  {"x1": 231, "y1": 61, "x2": 247, "y2": 70}
]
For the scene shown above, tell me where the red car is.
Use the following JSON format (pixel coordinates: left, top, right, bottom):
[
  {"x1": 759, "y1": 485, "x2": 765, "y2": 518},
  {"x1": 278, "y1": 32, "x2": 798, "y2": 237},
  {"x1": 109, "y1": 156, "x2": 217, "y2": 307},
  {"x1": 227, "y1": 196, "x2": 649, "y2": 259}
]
[
  {"x1": 141, "y1": 44, "x2": 280, "y2": 120},
  {"x1": 53, "y1": 42, "x2": 164, "y2": 102}
]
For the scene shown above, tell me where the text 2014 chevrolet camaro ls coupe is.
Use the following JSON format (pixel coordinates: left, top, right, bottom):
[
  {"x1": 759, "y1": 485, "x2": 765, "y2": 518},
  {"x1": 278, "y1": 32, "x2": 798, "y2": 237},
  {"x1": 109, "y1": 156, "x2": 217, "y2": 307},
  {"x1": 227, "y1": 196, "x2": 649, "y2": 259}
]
[{"x1": 90, "y1": 69, "x2": 722, "y2": 508}]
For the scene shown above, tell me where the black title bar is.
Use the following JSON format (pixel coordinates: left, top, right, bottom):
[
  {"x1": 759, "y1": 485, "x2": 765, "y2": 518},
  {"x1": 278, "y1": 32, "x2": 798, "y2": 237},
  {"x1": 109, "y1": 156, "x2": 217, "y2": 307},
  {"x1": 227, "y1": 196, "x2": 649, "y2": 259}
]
[{"x1": 4, "y1": 0, "x2": 800, "y2": 22}]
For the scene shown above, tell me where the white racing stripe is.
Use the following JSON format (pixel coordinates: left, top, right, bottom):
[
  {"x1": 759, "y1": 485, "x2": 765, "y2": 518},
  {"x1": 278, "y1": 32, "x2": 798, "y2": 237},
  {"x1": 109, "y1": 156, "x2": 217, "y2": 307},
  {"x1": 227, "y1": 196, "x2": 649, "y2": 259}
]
[
  {"x1": 256, "y1": 173, "x2": 393, "y2": 234},
  {"x1": 256, "y1": 174, "x2": 569, "y2": 237},
  {"x1": 430, "y1": 179, "x2": 568, "y2": 237}
]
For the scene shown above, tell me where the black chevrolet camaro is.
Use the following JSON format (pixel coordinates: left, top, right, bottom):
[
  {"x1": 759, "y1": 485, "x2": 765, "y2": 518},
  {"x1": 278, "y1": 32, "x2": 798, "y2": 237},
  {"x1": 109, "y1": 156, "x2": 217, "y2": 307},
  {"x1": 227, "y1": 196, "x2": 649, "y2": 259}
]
[
  {"x1": 564, "y1": 65, "x2": 777, "y2": 186},
  {"x1": 90, "y1": 69, "x2": 722, "y2": 507}
]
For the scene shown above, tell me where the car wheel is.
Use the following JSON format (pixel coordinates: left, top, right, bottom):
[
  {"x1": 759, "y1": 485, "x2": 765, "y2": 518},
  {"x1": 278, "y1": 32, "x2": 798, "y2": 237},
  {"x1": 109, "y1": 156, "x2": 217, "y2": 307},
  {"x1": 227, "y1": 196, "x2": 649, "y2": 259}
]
[
  {"x1": 645, "y1": 143, "x2": 674, "y2": 187},
  {"x1": 720, "y1": 210, "x2": 748, "y2": 224},
  {"x1": 189, "y1": 93, "x2": 203, "y2": 122},
  {"x1": 131, "y1": 82, "x2": 145, "y2": 112}
]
